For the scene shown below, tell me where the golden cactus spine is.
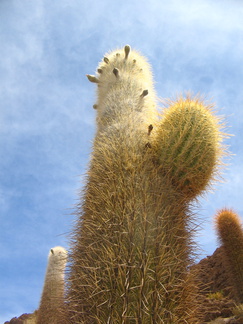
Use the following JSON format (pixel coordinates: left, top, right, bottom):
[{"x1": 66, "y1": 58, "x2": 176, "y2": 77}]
[
  {"x1": 66, "y1": 45, "x2": 225, "y2": 323},
  {"x1": 37, "y1": 246, "x2": 67, "y2": 324},
  {"x1": 215, "y1": 208, "x2": 243, "y2": 302}
]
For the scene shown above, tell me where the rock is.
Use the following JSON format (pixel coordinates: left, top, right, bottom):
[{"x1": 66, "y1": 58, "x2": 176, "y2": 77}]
[
  {"x1": 4, "y1": 312, "x2": 37, "y2": 324},
  {"x1": 193, "y1": 246, "x2": 240, "y2": 323},
  {"x1": 195, "y1": 247, "x2": 234, "y2": 298}
]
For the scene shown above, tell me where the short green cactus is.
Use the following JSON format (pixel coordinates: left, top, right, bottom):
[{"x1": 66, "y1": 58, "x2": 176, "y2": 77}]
[
  {"x1": 66, "y1": 45, "x2": 226, "y2": 323},
  {"x1": 215, "y1": 208, "x2": 243, "y2": 302},
  {"x1": 153, "y1": 97, "x2": 224, "y2": 199}
]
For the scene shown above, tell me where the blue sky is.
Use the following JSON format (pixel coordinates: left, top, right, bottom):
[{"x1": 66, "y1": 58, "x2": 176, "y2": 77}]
[{"x1": 1, "y1": 0, "x2": 243, "y2": 321}]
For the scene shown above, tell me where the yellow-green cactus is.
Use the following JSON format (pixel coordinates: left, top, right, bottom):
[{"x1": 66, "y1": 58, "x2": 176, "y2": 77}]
[
  {"x1": 66, "y1": 45, "x2": 226, "y2": 323},
  {"x1": 215, "y1": 208, "x2": 243, "y2": 302},
  {"x1": 153, "y1": 97, "x2": 224, "y2": 199}
]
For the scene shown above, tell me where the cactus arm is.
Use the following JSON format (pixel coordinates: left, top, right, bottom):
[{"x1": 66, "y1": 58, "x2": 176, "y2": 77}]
[{"x1": 152, "y1": 97, "x2": 225, "y2": 199}]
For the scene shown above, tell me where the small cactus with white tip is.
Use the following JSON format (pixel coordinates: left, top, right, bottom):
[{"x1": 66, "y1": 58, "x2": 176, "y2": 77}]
[{"x1": 37, "y1": 246, "x2": 67, "y2": 324}]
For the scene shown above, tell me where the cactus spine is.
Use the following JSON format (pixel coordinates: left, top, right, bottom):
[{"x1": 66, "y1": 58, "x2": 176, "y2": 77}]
[
  {"x1": 37, "y1": 246, "x2": 67, "y2": 324},
  {"x1": 66, "y1": 45, "x2": 225, "y2": 323},
  {"x1": 215, "y1": 208, "x2": 243, "y2": 302}
]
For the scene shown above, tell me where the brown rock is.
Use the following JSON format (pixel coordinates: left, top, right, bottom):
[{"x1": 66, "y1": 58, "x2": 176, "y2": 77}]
[
  {"x1": 195, "y1": 246, "x2": 234, "y2": 298},
  {"x1": 192, "y1": 246, "x2": 239, "y2": 322},
  {"x1": 4, "y1": 312, "x2": 37, "y2": 324}
]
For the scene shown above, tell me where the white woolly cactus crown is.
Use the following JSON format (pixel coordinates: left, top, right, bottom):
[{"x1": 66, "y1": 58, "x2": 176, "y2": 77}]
[{"x1": 87, "y1": 45, "x2": 158, "y2": 131}]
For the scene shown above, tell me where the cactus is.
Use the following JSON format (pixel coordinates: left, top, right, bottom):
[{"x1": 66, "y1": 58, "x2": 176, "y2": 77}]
[
  {"x1": 215, "y1": 208, "x2": 243, "y2": 302},
  {"x1": 66, "y1": 45, "x2": 225, "y2": 323},
  {"x1": 153, "y1": 97, "x2": 224, "y2": 199},
  {"x1": 37, "y1": 246, "x2": 67, "y2": 324}
]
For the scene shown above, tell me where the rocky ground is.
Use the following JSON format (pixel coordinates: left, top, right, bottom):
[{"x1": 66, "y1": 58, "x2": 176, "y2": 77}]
[
  {"x1": 4, "y1": 312, "x2": 37, "y2": 324},
  {"x1": 5, "y1": 247, "x2": 243, "y2": 323},
  {"x1": 194, "y1": 247, "x2": 242, "y2": 323}
]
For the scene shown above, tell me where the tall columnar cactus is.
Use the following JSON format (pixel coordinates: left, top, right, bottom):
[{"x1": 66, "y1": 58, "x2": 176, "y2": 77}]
[
  {"x1": 66, "y1": 45, "x2": 225, "y2": 323},
  {"x1": 37, "y1": 246, "x2": 67, "y2": 324},
  {"x1": 215, "y1": 208, "x2": 243, "y2": 302}
]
